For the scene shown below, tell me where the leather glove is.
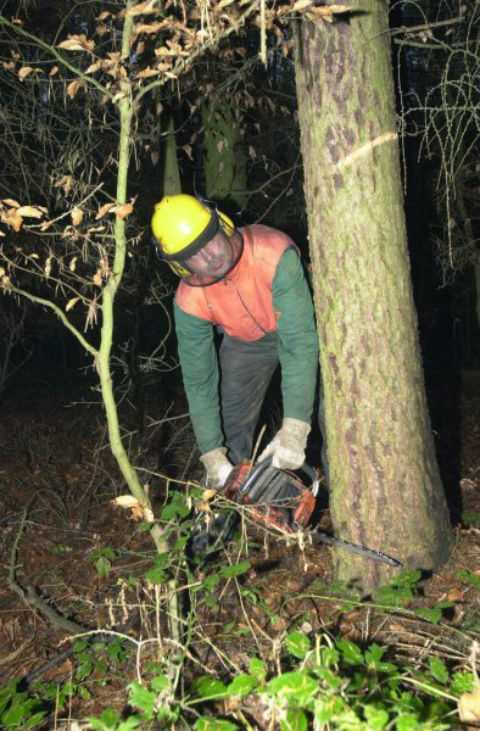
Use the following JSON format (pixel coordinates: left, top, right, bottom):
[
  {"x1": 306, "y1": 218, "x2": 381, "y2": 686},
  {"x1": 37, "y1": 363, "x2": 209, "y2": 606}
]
[
  {"x1": 200, "y1": 447, "x2": 234, "y2": 489},
  {"x1": 258, "y1": 418, "x2": 311, "y2": 470}
]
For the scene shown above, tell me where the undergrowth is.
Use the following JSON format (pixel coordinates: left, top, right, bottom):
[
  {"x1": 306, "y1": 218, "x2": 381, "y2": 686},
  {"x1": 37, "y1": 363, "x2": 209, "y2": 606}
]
[{"x1": 2, "y1": 489, "x2": 480, "y2": 731}]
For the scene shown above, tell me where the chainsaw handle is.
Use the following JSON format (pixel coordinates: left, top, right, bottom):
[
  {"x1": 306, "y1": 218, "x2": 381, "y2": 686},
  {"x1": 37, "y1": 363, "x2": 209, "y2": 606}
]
[{"x1": 240, "y1": 457, "x2": 319, "y2": 497}]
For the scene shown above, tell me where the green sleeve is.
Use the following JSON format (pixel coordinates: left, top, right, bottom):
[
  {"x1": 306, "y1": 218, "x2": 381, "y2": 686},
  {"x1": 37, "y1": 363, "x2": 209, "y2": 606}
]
[
  {"x1": 173, "y1": 303, "x2": 224, "y2": 454},
  {"x1": 273, "y1": 248, "x2": 319, "y2": 424}
]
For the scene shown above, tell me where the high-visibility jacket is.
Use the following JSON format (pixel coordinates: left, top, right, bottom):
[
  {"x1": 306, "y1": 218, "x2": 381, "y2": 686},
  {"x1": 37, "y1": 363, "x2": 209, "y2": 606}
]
[
  {"x1": 175, "y1": 224, "x2": 292, "y2": 341},
  {"x1": 174, "y1": 224, "x2": 319, "y2": 454}
]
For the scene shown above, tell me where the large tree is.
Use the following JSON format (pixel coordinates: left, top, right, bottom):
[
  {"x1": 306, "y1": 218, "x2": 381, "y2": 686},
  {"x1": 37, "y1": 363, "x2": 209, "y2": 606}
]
[{"x1": 294, "y1": 1, "x2": 452, "y2": 591}]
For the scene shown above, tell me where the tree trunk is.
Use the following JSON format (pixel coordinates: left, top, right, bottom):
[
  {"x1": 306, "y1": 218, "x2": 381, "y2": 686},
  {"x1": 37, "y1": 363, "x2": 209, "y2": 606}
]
[{"x1": 294, "y1": 2, "x2": 452, "y2": 591}]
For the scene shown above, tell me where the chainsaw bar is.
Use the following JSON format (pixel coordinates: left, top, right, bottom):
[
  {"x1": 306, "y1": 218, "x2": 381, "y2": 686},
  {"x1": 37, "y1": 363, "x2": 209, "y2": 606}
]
[{"x1": 310, "y1": 530, "x2": 402, "y2": 567}]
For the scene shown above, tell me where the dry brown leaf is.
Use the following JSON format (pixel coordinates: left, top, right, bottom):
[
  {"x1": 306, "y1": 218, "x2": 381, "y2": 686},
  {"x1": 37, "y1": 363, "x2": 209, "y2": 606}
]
[
  {"x1": 67, "y1": 79, "x2": 85, "y2": 99},
  {"x1": 17, "y1": 205, "x2": 46, "y2": 218},
  {"x1": 135, "y1": 66, "x2": 160, "y2": 79},
  {"x1": 57, "y1": 34, "x2": 95, "y2": 52},
  {"x1": 49, "y1": 65, "x2": 59, "y2": 76},
  {"x1": 66, "y1": 297, "x2": 80, "y2": 312},
  {"x1": 98, "y1": 11, "x2": 111, "y2": 21},
  {"x1": 0, "y1": 230, "x2": 5, "y2": 237},
  {"x1": 54, "y1": 175, "x2": 74, "y2": 194},
  {"x1": 85, "y1": 61, "x2": 102, "y2": 74},
  {"x1": 307, "y1": 4, "x2": 351, "y2": 19},
  {"x1": 93, "y1": 270, "x2": 103, "y2": 286},
  {"x1": 135, "y1": 21, "x2": 169, "y2": 35},
  {"x1": 2, "y1": 61, "x2": 16, "y2": 71},
  {"x1": 2, "y1": 198, "x2": 20, "y2": 207},
  {"x1": 127, "y1": 1, "x2": 159, "y2": 16},
  {"x1": 18, "y1": 66, "x2": 35, "y2": 80},
  {"x1": 446, "y1": 587, "x2": 465, "y2": 602},
  {"x1": 292, "y1": 0, "x2": 313, "y2": 10},
  {"x1": 44, "y1": 256, "x2": 52, "y2": 278},
  {"x1": 71, "y1": 207, "x2": 84, "y2": 226},
  {"x1": 114, "y1": 202, "x2": 134, "y2": 219},
  {"x1": 69, "y1": 256, "x2": 78, "y2": 272},
  {"x1": 95, "y1": 202, "x2": 115, "y2": 220},
  {"x1": 459, "y1": 686, "x2": 480, "y2": 722}
]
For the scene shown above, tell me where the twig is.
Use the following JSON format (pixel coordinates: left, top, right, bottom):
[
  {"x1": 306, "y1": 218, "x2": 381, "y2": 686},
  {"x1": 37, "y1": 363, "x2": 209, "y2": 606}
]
[
  {"x1": 8, "y1": 507, "x2": 84, "y2": 635},
  {"x1": 0, "y1": 15, "x2": 111, "y2": 98}
]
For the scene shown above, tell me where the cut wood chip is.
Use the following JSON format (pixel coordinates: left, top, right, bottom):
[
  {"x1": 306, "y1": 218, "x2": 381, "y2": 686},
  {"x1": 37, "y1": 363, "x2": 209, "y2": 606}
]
[
  {"x1": 112, "y1": 495, "x2": 147, "y2": 521},
  {"x1": 459, "y1": 686, "x2": 480, "y2": 722}
]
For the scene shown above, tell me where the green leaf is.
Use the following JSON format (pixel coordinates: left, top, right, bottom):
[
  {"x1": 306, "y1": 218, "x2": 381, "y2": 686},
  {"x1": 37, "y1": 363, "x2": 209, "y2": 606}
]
[
  {"x1": 249, "y1": 657, "x2": 267, "y2": 683},
  {"x1": 219, "y1": 561, "x2": 251, "y2": 578},
  {"x1": 313, "y1": 667, "x2": 342, "y2": 690},
  {"x1": 363, "y1": 704, "x2": 389, "y2": 730},
  {"x1": 2, "y1": 698, "x2": 39, "y2": 726},
  {"x1": 202, "y1": 573, "x2": 221, "y2": 592},
  {"x1": 150, "y1": 674, "x2": 170, "y2": 693},
  {"x1": 394, "y1": 570, "x2": 422, "y2": 588},
  {"x1": 457, "y1": 569, "x2": 480, "y2": 591},
  {"x1": 395, "y1": 714, "x2": 421, "y2": 731},
  {"x1": 451, "y1": 670, "x2": 475, "y2": 695},
  {"x1": 117, "y1": 719, "x2": 142, "y2": 731},
  {"x1": 461, "y1": 510, "x2": 480, "y2": 527},
  {"x1": 285, "y1": 631, "x2": 311, "y2": 659},
  {"x1": 128, "y1": 682, "x2": 156, "y2": 719},
  {"x1": 336, "y1": 638, "x2": 364, "y2": 666},
  {"x1": 313, "y1": 696, "x2": 347, "y2": 724},
  {"x1": 193, "y1": 676, "x2": 228, "y2": 700},
  {"x1": 161, "y1": 493, "x2": 190, "y2": 520},
  {"x1": 266, "y1": 671, "x2": 318, "y2": 706},
  {"x1": 88, "y1": 708, "x2": 122, "y2": 729},
  {"x1": 428, "y1": 657, "x2": 449, "y2": 685},
  {"x1": 194, "y1": 718, "x2": 238, "y2": 730},
  {"x1": 75, "y1": 658, "x2": 94, "y2": 680},
  {"x1": 365, "y1": 644, "x2": 397, "y2": 674},
  {"x1": 227, "y1": 674, "x2": 257, "y2": 697},
  {"x1": 280, "y1": 708, "x2": 308, "y2": 731},
  {"x1": 144, "y1": 567, "x2": 167, "y2": 584}
]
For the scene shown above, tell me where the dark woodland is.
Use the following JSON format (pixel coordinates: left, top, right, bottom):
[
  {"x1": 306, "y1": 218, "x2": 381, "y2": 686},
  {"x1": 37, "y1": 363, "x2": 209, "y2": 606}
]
[{"x1": 0, "y1": 1, "x2": 479, "y2": 729}]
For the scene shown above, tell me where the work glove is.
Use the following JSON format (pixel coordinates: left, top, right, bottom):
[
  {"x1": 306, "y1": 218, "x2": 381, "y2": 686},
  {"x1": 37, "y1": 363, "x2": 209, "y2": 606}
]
[
  {"x1": 200, "y1": 447, "x2": 234, "y2": 489},
  {"x1": 258, "y1": 417, "x2": 311, "y2": 470}
]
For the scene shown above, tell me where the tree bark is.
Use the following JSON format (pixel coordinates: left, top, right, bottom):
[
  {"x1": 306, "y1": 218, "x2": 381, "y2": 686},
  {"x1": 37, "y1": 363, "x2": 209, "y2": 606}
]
[{"x1": 294, "y1": 1, "x2": 452, "y2": 591}]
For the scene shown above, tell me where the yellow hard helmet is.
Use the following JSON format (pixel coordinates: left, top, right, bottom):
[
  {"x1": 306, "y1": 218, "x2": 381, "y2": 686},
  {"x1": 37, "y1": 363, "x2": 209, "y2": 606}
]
[{"x1": 151, "y1": 194, "x2": 235, "y2": 279}]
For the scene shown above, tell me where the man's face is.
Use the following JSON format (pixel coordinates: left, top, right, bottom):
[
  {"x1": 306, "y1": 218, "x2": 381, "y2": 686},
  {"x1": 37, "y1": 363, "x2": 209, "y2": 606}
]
[{"x1": 183, "y1": 230, "x2": 242, "y2": 285}]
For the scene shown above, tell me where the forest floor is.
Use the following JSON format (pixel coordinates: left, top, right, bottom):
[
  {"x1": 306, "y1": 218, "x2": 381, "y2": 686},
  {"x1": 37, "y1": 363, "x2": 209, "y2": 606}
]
[{"x1": 1, "y1": 368, "x2": 480, "y2": 729}]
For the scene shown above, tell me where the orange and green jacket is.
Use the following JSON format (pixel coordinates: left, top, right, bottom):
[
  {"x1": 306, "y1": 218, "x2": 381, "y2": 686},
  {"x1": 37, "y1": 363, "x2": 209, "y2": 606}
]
[{"x1": 174, "y1": 224, "x2": 319, "y2": 454}]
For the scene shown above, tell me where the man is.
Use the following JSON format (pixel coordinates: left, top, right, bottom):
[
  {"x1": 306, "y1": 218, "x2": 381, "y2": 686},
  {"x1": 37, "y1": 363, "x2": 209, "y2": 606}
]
[{"x1": 151, "y1": 194, "x2": 319, "y2": 488}]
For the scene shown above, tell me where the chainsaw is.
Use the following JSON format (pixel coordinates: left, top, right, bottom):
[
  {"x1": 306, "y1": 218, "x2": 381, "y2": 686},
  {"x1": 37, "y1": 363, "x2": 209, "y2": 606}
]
[{"x1": 190, "y1": 458, "x2": 402, "y2": 568}]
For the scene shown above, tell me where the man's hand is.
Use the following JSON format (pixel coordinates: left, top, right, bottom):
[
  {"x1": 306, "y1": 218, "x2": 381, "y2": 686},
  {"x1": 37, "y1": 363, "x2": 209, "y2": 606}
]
[
  {"x1": 200, "y1": 447, "x2": 234, "y2": 488},
  {"x1": 258, "y1": 418, "x2": 311, "y2": 470}
]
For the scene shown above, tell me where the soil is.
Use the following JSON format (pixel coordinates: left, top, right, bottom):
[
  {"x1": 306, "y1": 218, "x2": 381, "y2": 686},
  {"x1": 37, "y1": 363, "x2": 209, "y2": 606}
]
[{"x1": 1, "y1": 367, "x2": 480, "y2": 729}]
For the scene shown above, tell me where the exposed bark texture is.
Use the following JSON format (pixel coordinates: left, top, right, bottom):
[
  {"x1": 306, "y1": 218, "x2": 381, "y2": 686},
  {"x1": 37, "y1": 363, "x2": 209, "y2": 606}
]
[{"x1": 294, "y1": 1, "x2": 452, "y2": 590}]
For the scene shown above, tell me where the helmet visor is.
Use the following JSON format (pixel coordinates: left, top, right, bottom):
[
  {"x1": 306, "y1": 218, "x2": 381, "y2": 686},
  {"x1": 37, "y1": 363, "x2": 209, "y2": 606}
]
[{"x1": 182, "y1": 231, "x2": 243, "y2": 286}]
